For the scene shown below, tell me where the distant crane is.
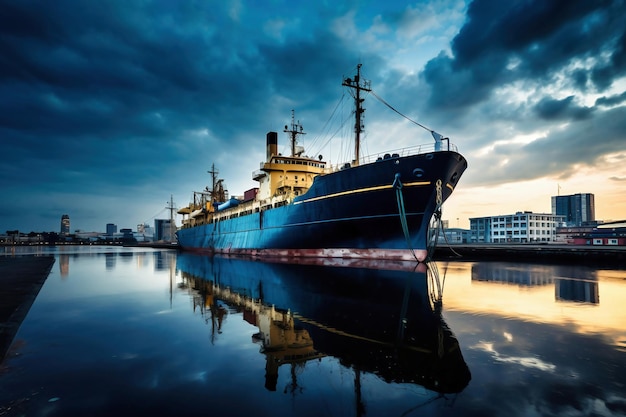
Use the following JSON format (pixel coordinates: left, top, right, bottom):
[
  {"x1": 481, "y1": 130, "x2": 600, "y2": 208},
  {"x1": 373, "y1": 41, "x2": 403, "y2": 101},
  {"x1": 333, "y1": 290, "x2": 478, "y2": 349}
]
[{"x1": 166, "y1": 195, "x2": 177, "y2": 242}]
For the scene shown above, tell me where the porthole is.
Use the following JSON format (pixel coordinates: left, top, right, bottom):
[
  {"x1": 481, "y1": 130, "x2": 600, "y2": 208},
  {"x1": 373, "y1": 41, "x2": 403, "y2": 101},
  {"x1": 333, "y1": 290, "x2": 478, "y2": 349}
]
[{"x1": 413, "y1": 168, "x2": 424, "y2": 178}]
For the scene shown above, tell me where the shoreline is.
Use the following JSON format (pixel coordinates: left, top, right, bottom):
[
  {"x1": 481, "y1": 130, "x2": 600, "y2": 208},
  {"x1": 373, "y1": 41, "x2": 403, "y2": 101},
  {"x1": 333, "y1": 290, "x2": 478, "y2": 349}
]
[{"x1": 0, "y1": 256, "x2": 55, "y2": 363}]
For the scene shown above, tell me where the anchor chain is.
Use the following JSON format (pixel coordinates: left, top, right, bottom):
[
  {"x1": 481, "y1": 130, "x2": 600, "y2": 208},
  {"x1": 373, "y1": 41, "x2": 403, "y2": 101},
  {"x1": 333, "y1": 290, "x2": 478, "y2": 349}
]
[{"x1": 426, "y1": 180, "x2": 443, "y2": 260}]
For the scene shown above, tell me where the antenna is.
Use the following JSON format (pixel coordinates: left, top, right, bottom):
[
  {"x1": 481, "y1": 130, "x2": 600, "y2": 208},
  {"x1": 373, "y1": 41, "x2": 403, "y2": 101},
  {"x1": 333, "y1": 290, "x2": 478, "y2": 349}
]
[{"x1": 284, "y1": 109, "x2": 306, "y2": 157}]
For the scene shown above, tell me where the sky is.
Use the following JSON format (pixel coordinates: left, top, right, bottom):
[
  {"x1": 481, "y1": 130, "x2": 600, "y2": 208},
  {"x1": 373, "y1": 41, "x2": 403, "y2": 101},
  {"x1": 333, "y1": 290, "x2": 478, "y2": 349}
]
[{"x1": 1, "y1": 0, "x2": 625, "y2": 233}]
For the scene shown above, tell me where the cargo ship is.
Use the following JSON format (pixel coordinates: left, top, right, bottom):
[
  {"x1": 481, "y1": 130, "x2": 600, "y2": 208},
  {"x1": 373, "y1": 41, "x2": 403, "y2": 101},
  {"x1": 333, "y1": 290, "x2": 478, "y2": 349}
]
[{"x1": 176, "y1": 65, "x2": 467, "y2": 262}]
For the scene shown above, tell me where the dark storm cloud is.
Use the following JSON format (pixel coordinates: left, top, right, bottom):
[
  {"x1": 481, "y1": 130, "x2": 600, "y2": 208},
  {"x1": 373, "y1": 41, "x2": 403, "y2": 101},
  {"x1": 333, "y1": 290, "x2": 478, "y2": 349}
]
[
  {"x1": 596, "y1": 90, "x2": 626, "y2": 107},
  {"x1": 0, "y1": 0, "x2": 366, "y2": 231},
  {"x1": 591, "y1": 29, "x2": 626, "y2": 89},
  {"x1": 422, "y1": 0, "x2": 625, "y2": 109},
  {"x1": 465, "y1": 105, "x2": 626, "y2": 186},
  {"x1": 534, "y1": 96, "x2": 593, "y2": 120},
  {"x1": 410, "y1": 0, "x2": 626, "y2": 189},
  {"x1": 1, "y1": 0, "x2": 625, "y2": 231},
  {"x1": 0, "y1": 0, "x2": 263, "y2": 140},
  {"x1": 0, "y1": 0, "x2": 360, "y2": 156}
]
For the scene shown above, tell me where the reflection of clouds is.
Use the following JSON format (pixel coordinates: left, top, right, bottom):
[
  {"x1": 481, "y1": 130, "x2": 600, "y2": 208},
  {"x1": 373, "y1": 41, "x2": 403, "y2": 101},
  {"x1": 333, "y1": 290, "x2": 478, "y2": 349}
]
[
  {"x1": 614, "y1": 336, "x2": 626, "y2": 352},
  {"x1": 607, "y1": 394, "x2": 626, "y2": 409},
  {"x1": 114, "y1": 353, "x2": 139, "y2": 360},
  {"x1": 188, "y1": 371, "x2": 207, "y2": 382},
  {"x1": 473, "y1": 341, "x2": 556, "y2": 372}
]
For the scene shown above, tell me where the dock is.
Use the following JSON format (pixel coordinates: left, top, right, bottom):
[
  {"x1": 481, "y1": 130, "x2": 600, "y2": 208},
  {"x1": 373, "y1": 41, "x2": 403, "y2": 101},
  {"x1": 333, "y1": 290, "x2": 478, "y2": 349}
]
[
  {"x1": 433, "y1": 244, "x2": 626, "y2": 267},
  {"x1": 0, "y1": 256, "x2": 55, "y2": 362}
]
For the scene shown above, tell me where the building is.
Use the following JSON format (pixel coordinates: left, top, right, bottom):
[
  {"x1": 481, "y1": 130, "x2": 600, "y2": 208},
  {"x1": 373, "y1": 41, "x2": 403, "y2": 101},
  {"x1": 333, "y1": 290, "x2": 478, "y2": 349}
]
[
  {"x1": 559, "y1": 220, "x2": 626, "y2": 246},
  {"x1": 106, "y1": 223, "x2": 117, "y2": 236},
  {"x1": 135, "y1": 224, "x2": 154, "y2": 242},
  {"x1": 120, "y1": 228, "x2": 135, "y2": 241},
  {"x1": 551, "y1": 193, "x2": 595, "y2": 226},
  {"x1": 469, "y1": 211, "x2": 565, "y2": 243},
  {"x1": 154, "y1": 219, "x2": 176, "y2": 242},
  {"x1": 554, "y1": 225, "x2": 596, "y2": 244},
  {"x1": 436, "y1": 228, "x2": 470, "y2": 244},
  {"x1": 60, "y1": 214, "x2": 70, "y2": 235},
  {"x1": 588, "y1": 221, "x2": 626, "y2": 246}
]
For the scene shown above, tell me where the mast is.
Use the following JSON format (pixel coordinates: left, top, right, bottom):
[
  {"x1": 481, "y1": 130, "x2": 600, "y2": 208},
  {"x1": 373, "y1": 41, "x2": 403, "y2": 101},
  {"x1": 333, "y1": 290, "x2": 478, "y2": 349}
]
[
  {"x1": 208, "y1": 163, "x2": 218, "y2": 202},
  {"x1": 207, "y1": 163, "x2": 221, "y2": 202},
  {"x1": 284, "y1": 109, "x2": 306, "y2": 157},
  {"x1": 206, "y1": 163, "x2": 227, "y2": 205},
  {"x1": 342, "y1": 64, "x2": 371, "y2": 166}
]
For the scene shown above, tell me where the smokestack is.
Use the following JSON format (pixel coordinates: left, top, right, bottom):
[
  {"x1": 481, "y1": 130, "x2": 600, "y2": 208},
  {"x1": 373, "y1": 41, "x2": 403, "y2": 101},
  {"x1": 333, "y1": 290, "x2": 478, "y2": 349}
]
[{"x1": 266, "y1": 131, "x2": 278, "y2": 161}]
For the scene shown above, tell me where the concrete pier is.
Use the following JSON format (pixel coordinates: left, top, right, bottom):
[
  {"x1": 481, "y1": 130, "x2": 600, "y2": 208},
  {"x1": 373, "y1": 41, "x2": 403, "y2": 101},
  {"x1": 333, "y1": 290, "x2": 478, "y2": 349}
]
[
  {"x1": 434, "y1": 244, "x2": 626, "y2": 267},
  {"x1": 0, "y1": 256, "x2": 55, "y2": 363}
]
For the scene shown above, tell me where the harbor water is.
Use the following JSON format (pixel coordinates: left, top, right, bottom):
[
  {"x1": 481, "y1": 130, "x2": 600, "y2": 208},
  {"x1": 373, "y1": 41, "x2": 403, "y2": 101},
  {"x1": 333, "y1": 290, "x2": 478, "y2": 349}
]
[{"x1": 1, "y1": 246, "x2": 625, "y2": 416}]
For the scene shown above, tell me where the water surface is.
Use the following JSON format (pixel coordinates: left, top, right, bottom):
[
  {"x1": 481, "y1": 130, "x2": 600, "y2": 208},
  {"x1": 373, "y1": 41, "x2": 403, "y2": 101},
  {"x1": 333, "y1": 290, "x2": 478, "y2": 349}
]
[{"x1": 1, "y1": 246, "x2": 624, "y2": 416}]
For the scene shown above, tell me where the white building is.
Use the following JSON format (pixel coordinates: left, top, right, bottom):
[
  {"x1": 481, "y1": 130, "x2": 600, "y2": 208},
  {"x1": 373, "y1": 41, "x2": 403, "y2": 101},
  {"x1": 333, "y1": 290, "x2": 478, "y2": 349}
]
[
  {"x1": 435, "y1": 228, "x2": 470, "y2": 244},
  {"x1": 470, "y1": 211, "x2": 565, "y2": 243}
]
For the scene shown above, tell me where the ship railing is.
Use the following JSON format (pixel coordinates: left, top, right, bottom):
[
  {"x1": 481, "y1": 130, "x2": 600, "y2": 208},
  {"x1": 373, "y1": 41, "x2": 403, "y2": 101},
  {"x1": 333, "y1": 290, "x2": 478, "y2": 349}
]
[
  {"x1": 360, "y1": 141, "x2": 458, "y2": 165},
  {"x1": 325, "y1": 141, "x2": 459, "y2": 172}
]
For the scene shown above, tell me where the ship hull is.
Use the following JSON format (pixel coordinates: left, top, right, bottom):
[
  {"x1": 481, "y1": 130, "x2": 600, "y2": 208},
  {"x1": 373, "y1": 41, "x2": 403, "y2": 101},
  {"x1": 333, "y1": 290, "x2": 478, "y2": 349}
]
[{"x1": 177, "y1": 150, "x2": 467, "y2": 262}]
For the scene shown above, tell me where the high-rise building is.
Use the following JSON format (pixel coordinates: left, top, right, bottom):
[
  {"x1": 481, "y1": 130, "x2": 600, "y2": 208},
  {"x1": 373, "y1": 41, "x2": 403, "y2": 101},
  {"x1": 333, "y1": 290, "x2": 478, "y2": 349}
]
[
  {"x1": 60, "y1": 214, "x2": 70, "y2": 235},
  {"x1": 551, "y1": 193, "x2": 595, "y2": 226},
  {"x1": 106, "y1": 223, "x2": 117, "y2": 236}
]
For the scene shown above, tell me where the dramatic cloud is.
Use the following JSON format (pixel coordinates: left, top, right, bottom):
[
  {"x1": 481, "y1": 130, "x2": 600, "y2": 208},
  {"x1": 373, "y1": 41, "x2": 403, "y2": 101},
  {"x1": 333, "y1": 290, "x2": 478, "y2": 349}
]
[{"x1": 1, "y1": 0, "x2": 624, "y2": 232}]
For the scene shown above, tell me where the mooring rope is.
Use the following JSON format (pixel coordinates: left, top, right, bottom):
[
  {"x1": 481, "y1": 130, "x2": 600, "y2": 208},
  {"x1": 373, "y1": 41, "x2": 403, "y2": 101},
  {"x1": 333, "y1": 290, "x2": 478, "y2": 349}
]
[{"x1": 393, "y1": 173, "x2": 420, "y2": 262}]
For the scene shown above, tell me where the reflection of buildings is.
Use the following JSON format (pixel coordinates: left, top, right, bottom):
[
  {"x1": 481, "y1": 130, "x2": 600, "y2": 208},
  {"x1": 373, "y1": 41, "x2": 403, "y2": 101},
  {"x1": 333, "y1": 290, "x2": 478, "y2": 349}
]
[
  {"x1": 105, "y1": 253, "x2": 116, "y2": 269},
  {"x1": 555, "y1": 278, "x2": 599, "y2": 304},
  {"x1": 471, "y1": 263, "x2": 556, "y2": 286},
  {"x1": 471, "y1": 263, "x2": 599, "y2": 304},
  {"x1": 99, "y1": 250, "x2": 177, "y2": 272},
  {"x1": 59, "y1": 254, "x2": 69, "y2": 277},
  {"x1": 178, "y1": 254, "x2": 471, "y2": 396},
  {"x1": 153, "y1": 251, "x2": 176, "y2": 271}
]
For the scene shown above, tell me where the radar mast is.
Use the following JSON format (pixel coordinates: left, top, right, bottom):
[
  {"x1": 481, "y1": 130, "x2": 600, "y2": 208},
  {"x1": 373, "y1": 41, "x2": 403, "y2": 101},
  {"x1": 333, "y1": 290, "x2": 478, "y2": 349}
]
[
  {"x1": 284, "y1": 109, "x2": 306, "y2": 157},
  {"x1": 342, "y1": 64, "x2": 371, "y2": 166}
]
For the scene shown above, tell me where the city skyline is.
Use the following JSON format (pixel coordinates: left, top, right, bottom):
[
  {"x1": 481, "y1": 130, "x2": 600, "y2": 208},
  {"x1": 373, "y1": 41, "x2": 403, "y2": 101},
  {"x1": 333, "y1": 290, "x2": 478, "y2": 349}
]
[{"x1": 1, "y1": 0, "x2": 625, "y2": 232}]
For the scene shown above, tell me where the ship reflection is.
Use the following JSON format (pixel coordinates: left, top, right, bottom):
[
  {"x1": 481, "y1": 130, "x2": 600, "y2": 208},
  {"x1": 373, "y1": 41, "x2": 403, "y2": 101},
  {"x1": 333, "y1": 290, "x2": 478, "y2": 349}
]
[{"x1": 177, "y1": 254, "x2": 471, "y2": 398}]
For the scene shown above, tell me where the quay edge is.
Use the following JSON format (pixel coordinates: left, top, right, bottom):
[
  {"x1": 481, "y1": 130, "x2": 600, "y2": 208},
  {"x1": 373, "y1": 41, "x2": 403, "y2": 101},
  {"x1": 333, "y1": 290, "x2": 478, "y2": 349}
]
[{"x1": 433, "y1": 244, "x2": 626, "y2": 267}]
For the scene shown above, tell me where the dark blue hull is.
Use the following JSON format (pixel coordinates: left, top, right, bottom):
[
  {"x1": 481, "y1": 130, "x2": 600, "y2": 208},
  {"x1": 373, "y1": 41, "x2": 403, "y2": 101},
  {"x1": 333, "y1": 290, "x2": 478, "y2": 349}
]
[{"x1": 177, "y1": 150, "x2": 467, "y2": 261}]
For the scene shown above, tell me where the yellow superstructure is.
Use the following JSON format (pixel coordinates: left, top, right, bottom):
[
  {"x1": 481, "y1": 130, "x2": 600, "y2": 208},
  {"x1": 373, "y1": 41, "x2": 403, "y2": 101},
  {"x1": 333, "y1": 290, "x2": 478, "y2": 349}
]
[
  {"x1": 178, "y1": 120, "x2": 329, "y2": 228},
  {"x1": 255, "y1": 155, "x2": 326, "y2": 201}
]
